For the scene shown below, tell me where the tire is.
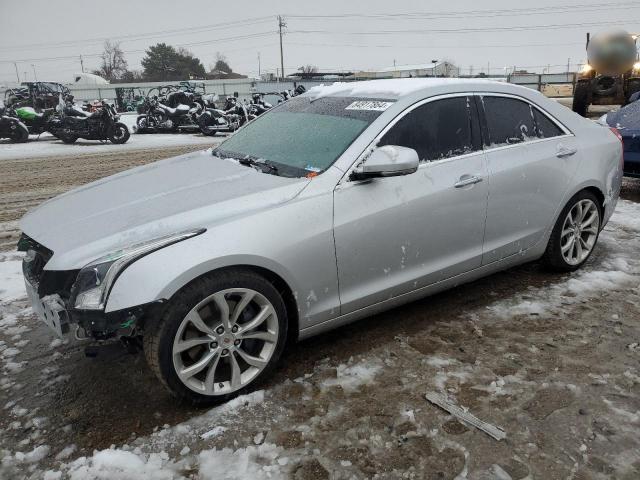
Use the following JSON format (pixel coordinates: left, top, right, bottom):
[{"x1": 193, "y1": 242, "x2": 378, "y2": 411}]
[
  {"x1": 198, "y1": 112, "x2": 218, "y2": 136},
  {"x1": 542, "y1": 190, "x2": 602, "y2": 272},
  {"x1": 9, "y1": 121, "x2": 29, "y2": 143},
  {"x1": 109, "y1": 122, "x2": 130, "y2": 144},
  {"x1": 572, "y1": 81, "x2": 590, "y2": 117},
  {"x1": 60, "y1": 133, "x2": 78, "y2": 144},
  {"x1": 625, "y1": 79, "x2": 640, "y2": 104},
  {"x1": 136, "y1": 115, "x2": 156, "y2": 133},
  {"x1": 144, "y1": 269, "x2": 288, "y2": 405}
]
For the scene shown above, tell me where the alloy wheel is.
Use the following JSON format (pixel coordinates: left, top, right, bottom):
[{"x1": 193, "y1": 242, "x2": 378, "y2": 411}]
[
  {"x1": 172, "y1": 288, "x2": 279, "y2": 396},
  {"x1": 560, "y1": 198, "x2": 600, "y2": 265}
]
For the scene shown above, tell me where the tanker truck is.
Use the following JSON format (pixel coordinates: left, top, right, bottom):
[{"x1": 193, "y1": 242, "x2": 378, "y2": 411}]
[{"x1": 573, "y1": 29, "x2": 640, "y2": 116}]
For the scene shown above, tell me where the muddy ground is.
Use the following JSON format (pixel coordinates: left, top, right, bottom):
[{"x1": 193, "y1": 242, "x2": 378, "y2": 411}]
[{"x1": 0, "y1": 142, "x2": 639, "y2": 479}]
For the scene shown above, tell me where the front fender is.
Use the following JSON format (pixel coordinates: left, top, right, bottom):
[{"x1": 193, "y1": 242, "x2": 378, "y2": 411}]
[
  {"x1": 104, "y1": 189, "x2": 340, "y2": 329},
  {"x1": 105, "y1": 244, "x2": 301, "y2": 314}
]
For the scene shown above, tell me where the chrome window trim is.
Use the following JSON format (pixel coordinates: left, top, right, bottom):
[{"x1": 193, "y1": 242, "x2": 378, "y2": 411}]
[
  {"x1": 344, "y1": 92, "x2": 481, "y2": 181},
  {"x1": 476, "y1": 92, "x2": 574, "y2": 155}
]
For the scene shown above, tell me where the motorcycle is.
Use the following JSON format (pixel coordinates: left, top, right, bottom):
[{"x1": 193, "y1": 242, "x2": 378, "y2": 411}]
[
  {"x1": 136, "y1": 88, "x2": 202, "y2": 133},
  {"x1": 0, "y1": 107, "x2": 29, "y2": 143},
  {"x1": 246, "y1": 93, "x2": 272, "y2": 117},
  {"x1": 11, "y1": 106, "x2": 54, "y2": 135},
  {"x1": 197, "y1": 96, "x2": 250, "y2": 136},
  {"x1": 47, "y1": 96, "x2": 130, "y2": 144}
]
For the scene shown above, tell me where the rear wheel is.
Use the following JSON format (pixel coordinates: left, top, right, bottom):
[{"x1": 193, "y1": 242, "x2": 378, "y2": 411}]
[
  {"x1": 572, "y1": 81, "x2": 590, "y2": 117},
  {"x1": 109, "y1": 122, "x2": 130, "y2": 144},
  {"x1": 59, "y1": 132, "x2": 78, "y2": 144},
  {"x1": 543, "y1": 190, "x2": 601, "y2": 272},
  {"x1": 144, "y1": 270, "x2": 288, "y2": 405},
  {"x1": 625, "y1": 79, "x2": 640, "y2": 104},
  {"x1": 9, "y1": 121, "x2": 29, "y2": 143}
]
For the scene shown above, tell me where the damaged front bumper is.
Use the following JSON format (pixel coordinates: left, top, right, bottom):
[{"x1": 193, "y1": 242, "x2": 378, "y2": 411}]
[
  {"x1": 24, "y1": 279, "x2": 68, "y2": 338},
  {"x1": 19, "y1": 233, "x2": 158, "y2": 341}
]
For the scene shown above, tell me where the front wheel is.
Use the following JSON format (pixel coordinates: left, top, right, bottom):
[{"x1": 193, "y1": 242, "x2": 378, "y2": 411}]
[
  {"x1": 109, "y1": 122, "x2": 130, "y2": 144},
  {"x1": 543, "y1": 190, "x2": 601, "y2": 272},
  {"x1": 198, "y1": 112, "x2": 218, "y2": 136},
  {"x1": 144, "y1": 270, "x2": 288, "y2": 405}
]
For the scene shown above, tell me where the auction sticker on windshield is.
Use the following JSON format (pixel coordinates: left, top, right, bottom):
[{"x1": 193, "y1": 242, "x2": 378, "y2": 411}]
[{"x1": 345, "y1": 101, "x2": 394, "y2": 111}]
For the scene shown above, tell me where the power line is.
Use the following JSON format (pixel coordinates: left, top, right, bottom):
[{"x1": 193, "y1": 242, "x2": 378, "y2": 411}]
[
  {"x1": 0, "y1": 32, "x2": 276, "y2": 64},
  {"x1": 286, "y1": 41, "x2": 586, "y2": 50},
  {"x1": 0, "y1": 16, "x2": 274, "y2": 52},
  {"x1": 287, "y1": 1, "x2": 639, "y2": 20},
  {"x1": 289, "y1": 18, "x2": 640, "y2": 36}
]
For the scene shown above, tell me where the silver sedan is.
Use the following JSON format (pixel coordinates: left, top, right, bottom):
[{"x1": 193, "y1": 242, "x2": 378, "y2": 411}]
[{"x1": 19, "y1": 79, "x2": 623, "y2": 404}]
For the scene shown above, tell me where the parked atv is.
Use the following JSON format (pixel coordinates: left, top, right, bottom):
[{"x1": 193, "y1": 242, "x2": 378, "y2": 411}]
[
  {"x1": 0, "y1": 108, "x2": 29, "y2": 143},
  {"x1": 48, "y1": 96, "x2": 130, "y2": 144}
]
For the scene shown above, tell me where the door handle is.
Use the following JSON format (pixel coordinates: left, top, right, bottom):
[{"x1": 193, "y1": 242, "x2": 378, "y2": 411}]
[
  {"x1": 454, "y1": 175, "x2": 483, "y2": 188},
  {"x1": 556, "y1": 146, "x2": 577, "y2": 158}
]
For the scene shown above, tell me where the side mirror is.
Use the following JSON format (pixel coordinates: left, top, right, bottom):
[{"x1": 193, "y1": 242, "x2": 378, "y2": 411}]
[{"x1": 350, "y1": 145, "x2": 419, "y2": 181}]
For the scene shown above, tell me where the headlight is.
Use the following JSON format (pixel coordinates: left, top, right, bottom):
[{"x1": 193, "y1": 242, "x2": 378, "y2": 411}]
[{"x1": 73, "y1": 229, "x2": 205, "y2": 310}]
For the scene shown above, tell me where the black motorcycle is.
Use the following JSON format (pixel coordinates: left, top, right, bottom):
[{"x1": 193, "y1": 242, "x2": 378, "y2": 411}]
[
  {"x1": 48, "y1": 96, "x2": 130, "y2": 144},
  {"x1": 136, "y1": 86, "x2": 202, "y2": 133},
  {"x1": 198, "y1": 96, "x2": 250, "y2": 136},
  {"x1": 0, "y1": 108, "x2": 29, "y2": 143}
]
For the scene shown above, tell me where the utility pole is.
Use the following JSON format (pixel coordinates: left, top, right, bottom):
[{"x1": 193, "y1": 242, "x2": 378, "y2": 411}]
[
  {"x1": 31, "y1": 64, "x2": 38, "y2": 81},
  {"x1": 13, "y1": 62, "x2": 19, "y2": 83},
  {"x1": 278, "y1": 15, "x2": 286, "y2": 82},
  {"x1": 258, "y1": 52, "x2": 261, "y2": 78},
  {"x1": 80, "y1": 55, "x2": 85, "y2": 73}
]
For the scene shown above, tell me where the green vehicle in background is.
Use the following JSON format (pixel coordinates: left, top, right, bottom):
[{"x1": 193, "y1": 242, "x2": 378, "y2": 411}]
[
  {"x1": 12, "y1": 106, "x2": 55, "y2": 135},
  {"x1": 4, "y1": 82, "x2": 69, "y2": 135}
]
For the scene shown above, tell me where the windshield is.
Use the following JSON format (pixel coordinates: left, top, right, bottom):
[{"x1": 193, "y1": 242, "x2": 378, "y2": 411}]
[{"x1": 213, "y1": 96, "x2": 392, "y2": 177}]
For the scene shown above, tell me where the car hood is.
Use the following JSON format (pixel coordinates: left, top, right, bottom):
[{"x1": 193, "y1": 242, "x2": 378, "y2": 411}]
[{"x1": 21, "y1": 149, "x2": 310, "y2": 270}]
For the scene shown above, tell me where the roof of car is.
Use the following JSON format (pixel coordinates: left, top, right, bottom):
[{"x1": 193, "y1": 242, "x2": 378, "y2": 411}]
[{"x1": 305, "y1": 78, "x2": 520, "y2": 100}]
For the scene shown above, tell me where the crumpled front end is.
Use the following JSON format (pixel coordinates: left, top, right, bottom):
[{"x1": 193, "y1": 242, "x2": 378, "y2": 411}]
[{"x1": 18, "y1": 233, "x2": 155, "y2": 341}]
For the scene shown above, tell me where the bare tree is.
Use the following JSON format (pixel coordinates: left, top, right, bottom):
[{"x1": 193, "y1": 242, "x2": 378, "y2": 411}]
[
  {"x1": 93, "y1": 41, "x2": 128, "y2": 81},
  {"x1": 298, "y1": 65, "x2": 318, "y2": 74}
]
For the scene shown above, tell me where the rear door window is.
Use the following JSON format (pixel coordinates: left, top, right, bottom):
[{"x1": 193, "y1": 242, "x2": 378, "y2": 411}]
[
  {"x1": 533, "y1": 109, "x2": 564, "y2": 138},
  {"x1": 482, "y1": 96, "x2": 537, "y2": 146},
  {"x1": 379, "y1": 96, "x2": 481, "y2": 162}
]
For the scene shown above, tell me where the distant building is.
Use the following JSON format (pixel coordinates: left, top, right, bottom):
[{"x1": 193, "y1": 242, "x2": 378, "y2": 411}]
[{"x1": 354, "y1": 61, "x2": 459, "y2": 79}]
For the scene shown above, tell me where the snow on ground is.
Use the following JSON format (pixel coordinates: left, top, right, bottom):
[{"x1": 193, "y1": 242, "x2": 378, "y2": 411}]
[
  {"x1": 0, "y1": 114, "x2": 221, "y2": 161},
  {"x1": 487, "y1": 199, "x2": 640, "y2": 320},
  {"x1": 0, "y1": 198, "x2": 638, "y2": 478},
  {"x1": 0, "y1": 253, "x2": 24, "y2": 304}
]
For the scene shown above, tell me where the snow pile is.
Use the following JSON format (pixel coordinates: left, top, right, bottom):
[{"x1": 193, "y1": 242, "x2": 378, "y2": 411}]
[
  {"x1": 321, "y1": 359, "x2": 382, "y2": 392},
  {"x1": 63, "y1": 449, "x2": 183, "y2": 480},
  {"x1": 198, "y1": 443, "x2": 285, "y2": 480},
  {"x1": 488, "y1": 199, "x2": 640, "y2": 320},
  {"x1": 0, "y1": 259, "x2": 25, "y2": 304}
]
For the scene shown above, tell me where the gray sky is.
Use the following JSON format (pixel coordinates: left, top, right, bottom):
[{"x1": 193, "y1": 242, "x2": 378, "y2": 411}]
[{"x1": 0, "y1": 0, "x2": 638, "y2": 83}]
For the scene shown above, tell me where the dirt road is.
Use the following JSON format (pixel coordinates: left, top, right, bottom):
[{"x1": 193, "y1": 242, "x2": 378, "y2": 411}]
[
  {"x1": 0, "y1": 144, "x2": 215, "y2": 252},
  {"x1": 0, "y1": 142, "x2": 639, "y2": 478}
]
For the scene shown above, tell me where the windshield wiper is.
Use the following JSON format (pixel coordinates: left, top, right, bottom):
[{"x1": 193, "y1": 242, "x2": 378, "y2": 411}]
[{"x1": 238, "y1": 156, "x2": 279, "y2": 175}]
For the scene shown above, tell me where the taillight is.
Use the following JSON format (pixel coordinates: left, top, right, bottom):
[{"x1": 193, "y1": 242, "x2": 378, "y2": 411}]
[
  {"x1": 610, "y1": 127, "x2": 624, "y2": 169},
  {"x1": 609, "y1": 126, "x2": 623, "y2": 142}
]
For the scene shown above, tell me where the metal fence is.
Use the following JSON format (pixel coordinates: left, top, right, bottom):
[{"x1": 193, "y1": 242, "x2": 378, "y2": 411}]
[{"x1": 507, "y1": 73, "x2": 577, "y2": 97}]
